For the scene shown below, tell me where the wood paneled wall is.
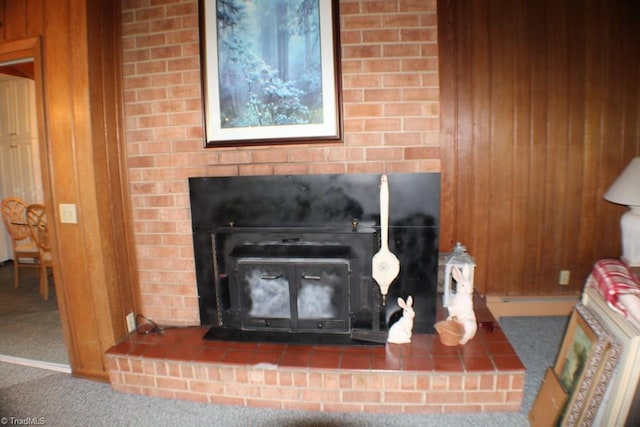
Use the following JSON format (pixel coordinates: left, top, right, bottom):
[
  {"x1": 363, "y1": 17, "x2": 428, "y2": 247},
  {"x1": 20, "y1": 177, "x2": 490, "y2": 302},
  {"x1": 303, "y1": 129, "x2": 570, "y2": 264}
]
[
  {"x1": 439, "y1": 0, "x2": 640, "y2": 296},
  {"x1": 0, "y1": 0, "x2": 136, "y2": 380},
  {"x1": 0, "y1": 0, "x2": 43, "y2": 42}
]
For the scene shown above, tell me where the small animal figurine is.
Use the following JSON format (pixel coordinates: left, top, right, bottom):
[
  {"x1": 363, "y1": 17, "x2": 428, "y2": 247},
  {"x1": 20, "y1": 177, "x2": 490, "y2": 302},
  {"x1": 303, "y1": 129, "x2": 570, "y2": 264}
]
[
  {"x1": 387, "y1": 296, "x2": 415, "y2": 344},
  {"x1": 447, "y1": 266, "x2": 477, "y2": 345}
]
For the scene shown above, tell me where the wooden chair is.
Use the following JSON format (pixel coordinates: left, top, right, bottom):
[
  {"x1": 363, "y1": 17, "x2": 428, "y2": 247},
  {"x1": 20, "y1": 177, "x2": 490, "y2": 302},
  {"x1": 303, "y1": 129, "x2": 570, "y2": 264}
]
[
  {"x1": 25, "y1": 204, "x2": 53, "y2": 301},
  {"x1": 1, "y1": 197, "x2": 42, "y2": 289}
]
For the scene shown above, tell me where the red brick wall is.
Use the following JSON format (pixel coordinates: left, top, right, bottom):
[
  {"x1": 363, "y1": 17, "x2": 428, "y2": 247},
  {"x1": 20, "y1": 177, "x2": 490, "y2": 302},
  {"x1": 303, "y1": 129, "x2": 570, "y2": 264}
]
[
  {"x1": 120, "y1": 0, "x2": 440, "y2": 324},
  {"x1": 107, "y1": 354, "x2": 524, "y2": 414}
]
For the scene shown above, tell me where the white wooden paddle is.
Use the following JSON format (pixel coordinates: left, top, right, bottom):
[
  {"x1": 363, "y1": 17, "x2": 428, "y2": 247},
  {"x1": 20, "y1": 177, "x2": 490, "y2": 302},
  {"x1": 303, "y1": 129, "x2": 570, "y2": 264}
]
[{"x1": 372, "y1": 174, "x2": 400, "y2": 304}]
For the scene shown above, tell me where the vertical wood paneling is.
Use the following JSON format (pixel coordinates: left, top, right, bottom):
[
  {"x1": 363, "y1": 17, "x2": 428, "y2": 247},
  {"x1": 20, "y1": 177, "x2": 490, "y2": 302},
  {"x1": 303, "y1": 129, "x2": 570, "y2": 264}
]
[
  {"x1": 40, "y1": 0, "x2": 135, "y2": 379},
  {"x1": 85, "y1": 0, "x2": 138, "y2": 346},
  {"x1": 525, "y1": 0, "x2": 548, "y2": 293},
  {"x1": 467, "y1": 0, "x2": 491, "y2": 293},
  {"x1": 600, "y1": 0, "x2": 626, "y2": 261},
  {"x1": 511, "y1": 0, "x2": 532, "y2": 293},
  {"x1": 0, "y1": 0, "x2": 41, "y2": 41},
  {"x1": 486, "y1": 0, "x2": 516, "y2": 295},
  {"x1": 542, "y1": 0, "x2": 565, "y2": 292},
  {"x1": 563, "y1": 0, "x2": 587, "y2": 286},
  {"x1": 0, "y1": 3, "x2": 4, "y2": 43},
  {"x1": 577, "y1": 0, "x2": 604, "y2": 274},
  {"x1": 2, "y1": 0, "x2": 27, "y2": 41},
  {"x1": 451, "y1": 0, "x2": 474, "y2": 253},
  {"x1": 620, "y1": 2, "x2": 640, "y2": 161},
  {"x1": 42, "y1": 0, "x2": 101, "y2": 374},
  {"x1": 437, "y1": 0, "x2": 457, "y2": 252},
  {"x1": 25, "y1": 0, "x2": 44, "y2": 36},
  {"x1": 0, "y1": 0, "x2": 136, "y2": 380},
  {"x1": 440, "y1": 0, "x2": 640, "y2": 296}
]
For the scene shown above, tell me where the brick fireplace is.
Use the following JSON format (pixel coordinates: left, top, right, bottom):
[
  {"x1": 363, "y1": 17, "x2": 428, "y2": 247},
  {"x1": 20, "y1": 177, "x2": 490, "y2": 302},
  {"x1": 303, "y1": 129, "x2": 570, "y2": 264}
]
[
  {"x1": 121, "y1": 0, "x2": 443, "y2": 329},
  {"x1": 106, "y1": 172, "x2": 524, "y2": 412},
  {"x1": 113, "y1": 0, "x2": 525, "y2": 414}
]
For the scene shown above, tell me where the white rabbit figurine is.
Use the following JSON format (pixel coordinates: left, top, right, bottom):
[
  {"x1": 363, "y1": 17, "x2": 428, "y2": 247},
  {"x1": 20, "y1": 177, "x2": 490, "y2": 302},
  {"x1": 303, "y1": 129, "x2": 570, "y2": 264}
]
[
  {"x1": 387, "y1": 296, "x2": 415, "y2": 344},
  {"x1": 447, "y1": 266, "x2": 477, "y2": 345}
]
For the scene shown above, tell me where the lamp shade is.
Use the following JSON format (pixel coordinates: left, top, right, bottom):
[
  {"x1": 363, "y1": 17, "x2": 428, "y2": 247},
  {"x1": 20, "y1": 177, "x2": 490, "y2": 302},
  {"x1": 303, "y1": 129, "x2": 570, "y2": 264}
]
[{"x1": 604, "y1": 157, "x2": 640, "y2": 207}]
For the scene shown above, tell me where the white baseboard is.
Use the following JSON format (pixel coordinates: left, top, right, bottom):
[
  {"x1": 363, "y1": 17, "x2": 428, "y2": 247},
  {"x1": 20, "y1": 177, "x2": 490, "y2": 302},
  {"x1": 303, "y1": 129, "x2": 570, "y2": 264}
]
[
  {"x1": 0, "y1": 354, "x2": 71, "y2": 373},
  {"x1": 486, "y1": 295, "x2": 579, "y2": 320}
]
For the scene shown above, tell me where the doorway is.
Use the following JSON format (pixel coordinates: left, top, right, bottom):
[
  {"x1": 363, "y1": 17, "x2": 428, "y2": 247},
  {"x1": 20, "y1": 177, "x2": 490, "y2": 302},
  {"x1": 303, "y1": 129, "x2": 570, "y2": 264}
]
[{"x1": 0, "y1": 55, "x2": 70, "y2": 373}]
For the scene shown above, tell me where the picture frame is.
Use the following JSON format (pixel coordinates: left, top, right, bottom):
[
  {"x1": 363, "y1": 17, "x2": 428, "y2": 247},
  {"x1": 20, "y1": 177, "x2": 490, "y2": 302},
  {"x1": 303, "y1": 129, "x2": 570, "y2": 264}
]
[
  {"x1": 198, "y1": 0, "x2": 343, "y2": 147},
  {"x1": 581, "y1": 283, "x2": 640, "y2": 426},
  {"x1": 528, "y1": 367, "x2": 569, "y2": 427},
  {"x1": 553, "y1": 303, "x2": 620, "y2": 426}
]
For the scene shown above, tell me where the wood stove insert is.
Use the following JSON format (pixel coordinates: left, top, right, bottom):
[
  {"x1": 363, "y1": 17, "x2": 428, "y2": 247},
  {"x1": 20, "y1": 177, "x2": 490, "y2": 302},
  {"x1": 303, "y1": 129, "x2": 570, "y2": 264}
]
[{"x1": 189, "y1": 173, "x2": 440, "y2": 345}]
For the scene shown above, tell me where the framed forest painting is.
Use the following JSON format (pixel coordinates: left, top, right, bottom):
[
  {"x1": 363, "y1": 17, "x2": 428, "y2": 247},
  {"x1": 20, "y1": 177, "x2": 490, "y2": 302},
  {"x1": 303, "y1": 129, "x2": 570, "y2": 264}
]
[
  {"x1": 199, "y1": 0, "x2": 342, "y2": 147},
  {"x1": 551, "y1": 304, "x2": 620, "y2": 426}
]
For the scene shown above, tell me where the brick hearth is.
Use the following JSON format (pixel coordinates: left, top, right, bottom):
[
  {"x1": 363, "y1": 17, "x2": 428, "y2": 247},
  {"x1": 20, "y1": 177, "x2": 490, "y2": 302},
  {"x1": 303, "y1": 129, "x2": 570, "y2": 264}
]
[{"x1": 106, "y1": 295, "x2": 524, "y2": 414}]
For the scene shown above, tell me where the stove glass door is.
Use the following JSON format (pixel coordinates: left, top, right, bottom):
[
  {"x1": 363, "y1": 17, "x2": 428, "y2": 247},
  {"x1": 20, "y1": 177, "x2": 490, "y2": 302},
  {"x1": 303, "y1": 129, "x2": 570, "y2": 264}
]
[{"x1": 237, "y1": 259, "x2": 350, "y2": 333}]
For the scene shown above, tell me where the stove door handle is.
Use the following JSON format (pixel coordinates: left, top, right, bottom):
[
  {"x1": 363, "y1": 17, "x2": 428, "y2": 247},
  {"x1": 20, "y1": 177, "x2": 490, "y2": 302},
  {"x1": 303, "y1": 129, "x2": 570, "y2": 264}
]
[
  {"x1": 260, "y1": 274, "x2": 283, "y2": 280},
  {"x1": 302, "y1": 274, "x2": 322, "y2": 280}
]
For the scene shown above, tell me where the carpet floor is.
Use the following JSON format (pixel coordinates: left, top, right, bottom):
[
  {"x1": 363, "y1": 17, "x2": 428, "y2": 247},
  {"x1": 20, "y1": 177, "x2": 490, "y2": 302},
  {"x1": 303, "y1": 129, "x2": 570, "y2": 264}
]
[{"x1": 0, "y1": 261, "x2": 69, "y2": 365}]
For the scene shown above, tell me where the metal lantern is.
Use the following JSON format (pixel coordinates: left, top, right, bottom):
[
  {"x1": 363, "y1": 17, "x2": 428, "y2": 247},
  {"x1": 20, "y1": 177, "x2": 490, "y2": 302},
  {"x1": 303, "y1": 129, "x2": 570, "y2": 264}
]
[{"x1": 443, "y1": 242, "x2": 475, "y2": 307}]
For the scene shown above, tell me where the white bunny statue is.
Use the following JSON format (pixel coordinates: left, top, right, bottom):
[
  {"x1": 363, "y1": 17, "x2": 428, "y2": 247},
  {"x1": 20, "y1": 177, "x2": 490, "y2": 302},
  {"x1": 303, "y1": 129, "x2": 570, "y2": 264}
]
[
  {"x1": 387, "y1": 296, "x2": 415, "y2": 344},
  {"x1": 447, "y1": 266, "x2": 477, "y2": 345}
]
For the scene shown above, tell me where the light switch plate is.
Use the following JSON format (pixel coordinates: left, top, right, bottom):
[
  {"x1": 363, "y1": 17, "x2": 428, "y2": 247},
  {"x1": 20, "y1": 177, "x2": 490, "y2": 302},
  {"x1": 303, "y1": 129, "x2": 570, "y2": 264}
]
[{"x1": 59, "y1": 203, "x2": 77, "y2": 224}]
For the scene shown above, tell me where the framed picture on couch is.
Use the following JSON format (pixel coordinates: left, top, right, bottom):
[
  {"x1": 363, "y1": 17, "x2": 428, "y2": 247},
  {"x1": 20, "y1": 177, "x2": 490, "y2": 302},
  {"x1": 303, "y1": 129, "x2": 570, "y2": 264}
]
[
  {"x1": 552, "y1": 303, "x2": 620, "y2": 426},
  {"x1": 582, "y1": 283, "x2": 640, "y2": 425}
]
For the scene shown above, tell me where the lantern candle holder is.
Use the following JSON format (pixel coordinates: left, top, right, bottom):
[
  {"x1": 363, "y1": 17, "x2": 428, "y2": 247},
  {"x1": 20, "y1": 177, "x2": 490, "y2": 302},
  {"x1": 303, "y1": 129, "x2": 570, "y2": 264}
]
[{"x1": 443, "y1": 242, "x2": 476, "y2": 307}]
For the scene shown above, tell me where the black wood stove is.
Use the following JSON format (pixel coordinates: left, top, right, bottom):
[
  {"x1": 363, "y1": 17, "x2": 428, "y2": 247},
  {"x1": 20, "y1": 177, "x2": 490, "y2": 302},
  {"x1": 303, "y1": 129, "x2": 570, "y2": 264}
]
[{"x1": 189, "y1": 173, "x2": 440, "y2": 344}]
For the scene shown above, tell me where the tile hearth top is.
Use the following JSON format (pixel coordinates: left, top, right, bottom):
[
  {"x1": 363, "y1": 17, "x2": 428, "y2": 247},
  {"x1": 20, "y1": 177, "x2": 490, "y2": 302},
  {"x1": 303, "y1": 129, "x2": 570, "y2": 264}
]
[{"x1": 107, "y1": 294, "x2": 524, "y2": 374}]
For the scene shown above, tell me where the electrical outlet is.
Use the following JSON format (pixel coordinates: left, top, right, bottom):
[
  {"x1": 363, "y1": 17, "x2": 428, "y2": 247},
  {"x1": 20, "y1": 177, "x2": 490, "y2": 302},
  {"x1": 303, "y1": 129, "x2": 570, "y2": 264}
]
[
  {"x1": 126, "y1": 312, "x2": 136, "y2": 333},
  {"x1": 559, "y1": 270, "x2": 570, "y2": 285},
  {"x1": 59, "y1": 203, "x2": 77, "y2": 224}
]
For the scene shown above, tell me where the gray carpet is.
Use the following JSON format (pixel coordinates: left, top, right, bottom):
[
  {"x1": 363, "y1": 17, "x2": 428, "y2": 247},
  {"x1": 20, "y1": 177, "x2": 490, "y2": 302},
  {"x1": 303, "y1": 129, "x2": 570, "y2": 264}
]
[
  {"x1": 0, "y1": 315, "x2": 568, "y2": 426},
  {"x1": 0, "y1": 261, "x2": 69, "y2": 365}
]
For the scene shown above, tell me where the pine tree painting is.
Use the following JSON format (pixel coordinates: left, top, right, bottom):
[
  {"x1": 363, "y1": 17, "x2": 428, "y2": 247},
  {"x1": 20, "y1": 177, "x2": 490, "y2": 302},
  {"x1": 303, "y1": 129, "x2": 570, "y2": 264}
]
[{"x1": 216, "y1": 0, "x2": 324, "y2": 129}]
